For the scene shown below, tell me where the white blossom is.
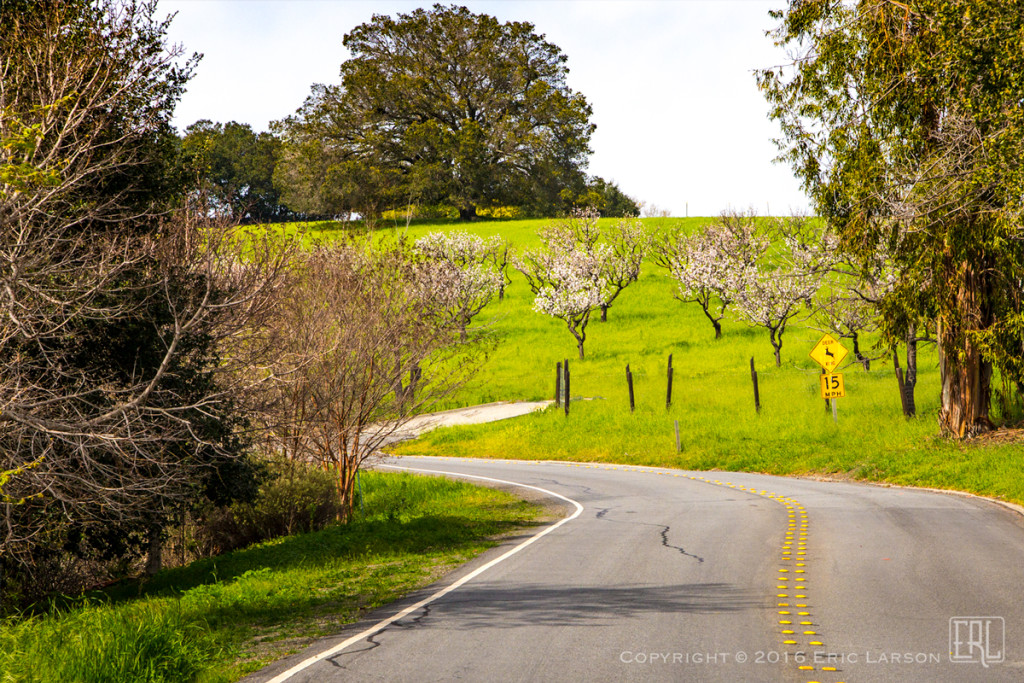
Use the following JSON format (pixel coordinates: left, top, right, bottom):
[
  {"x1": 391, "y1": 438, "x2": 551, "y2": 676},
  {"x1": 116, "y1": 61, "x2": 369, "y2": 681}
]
[
  {"x1": 657, "y1": 213, "x2": 768, "y2": 338},
  {"x1": 515, "y1": 208, "x2": 648, "y2": 358},
  {"x1": 413, "y1": 232, "x2": 503, "y2": 341},
  {"x1": 727, "y1": 215, "x2": 835, "y2": 366},
  {"x1": 414, "y1": 231, "x2": 492, "y2": 267}
]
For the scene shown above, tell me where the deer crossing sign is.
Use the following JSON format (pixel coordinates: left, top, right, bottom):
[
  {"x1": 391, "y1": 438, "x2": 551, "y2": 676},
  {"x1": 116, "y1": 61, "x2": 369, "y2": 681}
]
[{"x1": 809, "y1": 333, "x2": 848, "y2": 373}]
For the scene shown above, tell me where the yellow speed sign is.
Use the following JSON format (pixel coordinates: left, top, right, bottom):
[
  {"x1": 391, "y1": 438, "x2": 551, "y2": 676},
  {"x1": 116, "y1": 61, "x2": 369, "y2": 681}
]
[{"x1": 820, "y1": 372, "x2": 846, "y2": 399}]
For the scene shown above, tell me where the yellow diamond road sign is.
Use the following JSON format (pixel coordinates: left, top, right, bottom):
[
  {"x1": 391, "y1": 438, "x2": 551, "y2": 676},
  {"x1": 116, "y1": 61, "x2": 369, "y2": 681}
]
[{"x1": 810, "y1": 333, "x2": 848, "y2": 372}]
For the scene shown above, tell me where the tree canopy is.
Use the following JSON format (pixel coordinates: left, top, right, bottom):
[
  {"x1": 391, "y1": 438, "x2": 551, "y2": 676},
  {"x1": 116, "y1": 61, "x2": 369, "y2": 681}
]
[
  {"x1": 759, "y1": 0, "x2": 1024, "y2": 437},
  {"x1": 180, "y1": 120, "x2": 293, "y2": 223},
  {"x1": 578, "y1": 176, "x2": 640, "y2": 218},
  {"x1": 273, "y1": 3, "x2": 595, "y2": 220}
]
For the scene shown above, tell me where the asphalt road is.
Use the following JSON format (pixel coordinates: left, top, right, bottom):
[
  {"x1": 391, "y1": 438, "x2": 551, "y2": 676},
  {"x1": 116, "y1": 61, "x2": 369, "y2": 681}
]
[{"x1": 246, "y1": 456, "x2": 1024, "y2": 683}]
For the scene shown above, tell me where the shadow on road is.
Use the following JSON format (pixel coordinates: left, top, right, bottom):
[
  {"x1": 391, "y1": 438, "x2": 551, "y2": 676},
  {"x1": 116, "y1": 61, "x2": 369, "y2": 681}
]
[{"x1": 391, "y1": 582, "x2": 764, "y2": 630}]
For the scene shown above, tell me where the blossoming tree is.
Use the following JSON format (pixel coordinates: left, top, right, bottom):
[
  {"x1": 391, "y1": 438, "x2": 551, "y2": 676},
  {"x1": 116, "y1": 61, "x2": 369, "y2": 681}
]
[
  {"x1": 728, "y1": 217, "x2": 839, "y2": 366},
  {"x1": 515, "y1": 209, "x2": 648, "y2": 358},
  {"x1": 655, "y1": 211, "x2": 767, "y2": 339},
  {"x1": 413, "y1": 231, "x2": 503, "y2": 342},
  {"x1": 515, "y1": 239, "x2": 607, "y2": 359}
]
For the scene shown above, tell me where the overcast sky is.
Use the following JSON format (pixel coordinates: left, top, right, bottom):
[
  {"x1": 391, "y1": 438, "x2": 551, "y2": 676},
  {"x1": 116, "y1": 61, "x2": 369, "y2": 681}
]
[{"x1": 159, "y1": 0, "x2": 809, "y2": 217}]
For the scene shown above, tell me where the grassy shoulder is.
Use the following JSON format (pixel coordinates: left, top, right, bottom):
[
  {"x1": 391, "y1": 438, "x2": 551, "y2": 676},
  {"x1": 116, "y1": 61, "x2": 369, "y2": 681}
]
[
  {"x1": 0, "y1": 471, "x2": 544, "y2": 683},
  {"x1": 371, "y1": 217, "x2": 1023, "y2": 505}
]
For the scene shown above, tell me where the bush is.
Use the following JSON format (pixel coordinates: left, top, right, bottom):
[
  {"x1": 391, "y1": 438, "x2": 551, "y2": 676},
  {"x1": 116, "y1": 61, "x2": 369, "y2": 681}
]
[
  {"x1": 198, "y1": 460, "x2": 342, "y2": 555},
  {"x1": 381, "y1": 204, "x2": 458, "y2": 221},
  {"x1": 476, "y1": 205, "x2": 525, "y2": 219}
]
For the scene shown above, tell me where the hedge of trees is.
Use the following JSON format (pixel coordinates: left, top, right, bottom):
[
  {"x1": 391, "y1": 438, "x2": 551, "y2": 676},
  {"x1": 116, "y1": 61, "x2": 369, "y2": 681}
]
[{"x1": 0, "y1": 0, "x2": 492, "y2": 607}]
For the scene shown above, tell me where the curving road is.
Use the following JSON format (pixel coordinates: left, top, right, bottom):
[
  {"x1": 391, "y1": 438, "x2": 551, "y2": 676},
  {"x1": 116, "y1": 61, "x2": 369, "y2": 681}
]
[{"x1": 246, "y1": 456, "x2": 1024, "y2": 683}]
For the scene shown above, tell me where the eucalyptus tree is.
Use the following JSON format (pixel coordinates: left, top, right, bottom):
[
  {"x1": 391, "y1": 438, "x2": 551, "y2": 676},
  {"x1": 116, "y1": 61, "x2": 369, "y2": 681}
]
[
  {"x1": 759, "y1": 0, "x2": 1024, "y2": 436},
  {"x1": 274, "y1": 4, "x2": 594, "y2": 220}
]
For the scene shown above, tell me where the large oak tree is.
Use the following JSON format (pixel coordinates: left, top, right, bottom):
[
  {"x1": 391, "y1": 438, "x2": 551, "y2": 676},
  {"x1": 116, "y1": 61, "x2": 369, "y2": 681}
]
[
  {"x1": 759, "y1": 0, "x2": 1024, "y2": 437},
  {"x1": 274, "y1": 4, "x2": 595, "y2": 220}
]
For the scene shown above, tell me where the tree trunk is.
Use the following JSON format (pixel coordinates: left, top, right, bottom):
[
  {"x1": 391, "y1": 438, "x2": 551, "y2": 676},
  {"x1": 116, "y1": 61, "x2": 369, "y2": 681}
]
[
  {"x1": 571, "y1": 322, "x2": 587, "y2": 360},
  {"x1": 938, "y1": 315, "x2": 992, "y2": 437},
  {"x1": 458, "y1": 205, "x2": 478, "y2": 221},
  {"x1": 144, "y1": 524, "x2": 162, "y2": 576},
  {"x1": 852, "y1": 332, "x2": 869, "y2": 371},
  {"x1": 903, "y1": 326, "x2": 918, "y2": 417},
  {"x1": 600, "y1": 304, "x2": 608, "y2": 322},
  {"x1": 409, "y1": 364, "x2": 421, "y2": 399},
  {"x1": 697, "y1": 298, "x2": 723, "y2": 339},
  {"x1": 769, "y1": 328, "x2": 782, "y2": 367},
  {"x1": 337, "y1": 459, "x2": 354, "y2": 523}
]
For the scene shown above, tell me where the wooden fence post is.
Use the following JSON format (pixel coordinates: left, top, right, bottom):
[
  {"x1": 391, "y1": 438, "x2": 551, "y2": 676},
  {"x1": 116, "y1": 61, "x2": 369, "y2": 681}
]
[
  {"x1": 626, "y1": 364, "x2": 635, "y2": 412},
  {"x1": 564, "y1": 358, "x2": 570, "y2": 417},
  {"x1": 674, "y1": 420, "x2": 681, "y2": 453},
  {"x1": 750, "y1": 357, "x2": 761, "y2": 413},
  {"x1": 666, "y1": 353, "x2": 674, "y2": 409},
  {"x1": 555, "y1": 361, "x2": 562, "y2": 408}
]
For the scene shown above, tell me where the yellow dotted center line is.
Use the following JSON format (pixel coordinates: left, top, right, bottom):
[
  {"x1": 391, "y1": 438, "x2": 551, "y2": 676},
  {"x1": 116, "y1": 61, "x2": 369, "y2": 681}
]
[
  {"x1": 545, "y1": 463, "x2": 840, "y2": 682},
  {"x1": 685, "y1": 475, "x2": 833, "y2": 680}
]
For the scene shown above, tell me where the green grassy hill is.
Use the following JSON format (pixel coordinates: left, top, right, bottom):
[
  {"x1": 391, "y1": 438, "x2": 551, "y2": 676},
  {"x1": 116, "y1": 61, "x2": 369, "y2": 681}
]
[{"x1": 287, "y1": 217, "x2": 1024, "y2": 505}]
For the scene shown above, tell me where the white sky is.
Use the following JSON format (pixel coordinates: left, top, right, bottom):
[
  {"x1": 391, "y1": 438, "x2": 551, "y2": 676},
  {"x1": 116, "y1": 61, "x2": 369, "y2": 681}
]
[{"x1": 159, "y1": 0, "x2": 809, "y2": 217}]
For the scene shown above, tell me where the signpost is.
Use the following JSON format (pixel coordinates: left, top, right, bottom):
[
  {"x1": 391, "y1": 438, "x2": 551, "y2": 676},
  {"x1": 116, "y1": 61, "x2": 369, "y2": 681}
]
[{"x1": 810, "y1": 334, "x2": 849, "y2": 423}]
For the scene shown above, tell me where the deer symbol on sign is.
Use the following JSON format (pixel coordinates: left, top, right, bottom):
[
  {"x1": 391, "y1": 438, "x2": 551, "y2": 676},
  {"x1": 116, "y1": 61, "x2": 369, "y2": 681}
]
[{"x1": 825, "y1": 347, "x2": 835, "y2": 359}]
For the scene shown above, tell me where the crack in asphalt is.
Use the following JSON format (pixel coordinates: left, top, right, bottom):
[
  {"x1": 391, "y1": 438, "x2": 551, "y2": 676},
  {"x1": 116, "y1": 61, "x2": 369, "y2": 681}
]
[
  {"x1": 405, "y1": 603, "x2": 431, "y2": 628},
  {"x1": 594, "y1": 506, "x2": 704, "y2": 563},
  {"x1": 537, "y1": 477, "x2": 596, "y2": 497},
  {"x1": 659, "y1": 524, "x2": 705, "y2": 563}
]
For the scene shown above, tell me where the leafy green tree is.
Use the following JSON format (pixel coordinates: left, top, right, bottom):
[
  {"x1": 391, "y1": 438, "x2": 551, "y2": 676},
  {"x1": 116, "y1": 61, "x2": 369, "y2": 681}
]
[
  {"x1": 180, "y1": 120, "x2": 292, "y2": 223},
  {"x1": 274, "y1": 4, "x2": 594, "y2": 221},
  {"x1": 759, "y1": 0, "x2": 1024, "y2": 437},
  {"x1": 577, "y1": 176, "x2": 640, "y2": 218}
]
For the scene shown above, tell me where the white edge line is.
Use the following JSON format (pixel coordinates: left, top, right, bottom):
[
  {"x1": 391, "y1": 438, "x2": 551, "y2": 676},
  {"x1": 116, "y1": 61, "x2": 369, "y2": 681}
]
[{"x1": 264, "y1": 463, "x2": 584, "y2": 683}]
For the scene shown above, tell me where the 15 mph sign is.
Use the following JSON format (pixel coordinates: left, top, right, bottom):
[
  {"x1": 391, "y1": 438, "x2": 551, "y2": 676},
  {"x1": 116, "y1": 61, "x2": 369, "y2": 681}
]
[{"x1": 820, "y1": 372, "x2": 846, "y2": 399}]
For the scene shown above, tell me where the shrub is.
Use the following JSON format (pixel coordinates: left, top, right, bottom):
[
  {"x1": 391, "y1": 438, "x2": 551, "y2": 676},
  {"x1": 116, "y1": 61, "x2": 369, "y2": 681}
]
[{"x1": 198, "y1": 460, "x2": 342, "y2": 555}]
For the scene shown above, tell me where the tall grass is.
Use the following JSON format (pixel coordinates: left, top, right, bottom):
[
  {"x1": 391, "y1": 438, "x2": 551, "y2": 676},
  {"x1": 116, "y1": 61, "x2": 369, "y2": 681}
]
[
  {"x1": 0, "y1": 472, "x2": 541, "y2": 682},
  {"x1": 0, "y1": 602, "x2": 214, "y2": 683}
]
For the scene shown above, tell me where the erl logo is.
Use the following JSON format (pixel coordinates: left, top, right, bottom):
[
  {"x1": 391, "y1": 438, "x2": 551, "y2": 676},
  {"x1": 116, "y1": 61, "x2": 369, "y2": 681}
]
[{"x1": 950, "y1": 617, "x2": 1004, "y2": 667}]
